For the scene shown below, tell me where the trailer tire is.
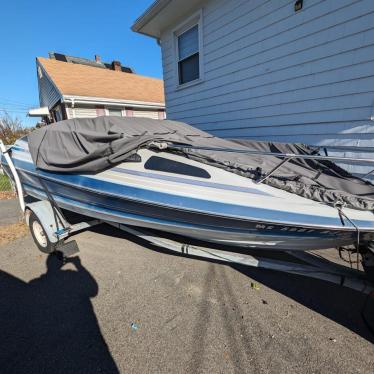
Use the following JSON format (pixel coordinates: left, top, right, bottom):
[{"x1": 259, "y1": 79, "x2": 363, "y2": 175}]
[{"x1": 29, "y1": 212, "x2": 57, "y2": 254}]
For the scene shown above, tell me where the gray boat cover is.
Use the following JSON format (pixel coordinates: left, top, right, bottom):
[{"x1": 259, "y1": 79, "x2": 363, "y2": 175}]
[{"x1": 27, "y1": 116, "x2": 374, "y2": 211}]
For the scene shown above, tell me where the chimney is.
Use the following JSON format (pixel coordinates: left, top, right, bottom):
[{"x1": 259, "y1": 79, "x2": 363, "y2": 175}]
[
  {"x1": 95, "y1": 54, "x2": 101, "y2": 62},
  {"x1": 112, "y1": 60, "x2": 122, "y2": 71}
]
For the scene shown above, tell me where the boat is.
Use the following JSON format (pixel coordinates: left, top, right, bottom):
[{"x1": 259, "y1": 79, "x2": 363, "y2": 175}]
[{"x1": 2, "y1": 116, "x2": 374, "y2": 252}]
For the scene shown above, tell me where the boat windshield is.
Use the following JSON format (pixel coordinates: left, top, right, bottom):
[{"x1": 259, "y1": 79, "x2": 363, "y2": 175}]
[{"x1": 144, "y1": 156, "x2": 211, "y2": 179}]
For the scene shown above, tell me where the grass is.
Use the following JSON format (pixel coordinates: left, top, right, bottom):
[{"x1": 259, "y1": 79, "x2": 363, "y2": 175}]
[
  {"x1": 0, "y1": 222, "x2": 28, "y2": 246},
  {"x1": 0, "y1": 173, "x2": 12, "y2": 191}
]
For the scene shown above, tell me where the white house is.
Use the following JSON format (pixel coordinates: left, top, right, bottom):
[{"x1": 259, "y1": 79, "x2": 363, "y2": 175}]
[
  {"x1": 30, "y1": 52, "x2": 165, "y2": 124},
  {"x1": 132, "y1": 0, "x2": 374, "y2": 178}
]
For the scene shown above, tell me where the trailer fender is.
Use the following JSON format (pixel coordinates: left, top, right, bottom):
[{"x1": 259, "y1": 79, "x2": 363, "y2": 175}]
[{"x1": 25, "y1": 201, "x2": 67, "y2": 243}]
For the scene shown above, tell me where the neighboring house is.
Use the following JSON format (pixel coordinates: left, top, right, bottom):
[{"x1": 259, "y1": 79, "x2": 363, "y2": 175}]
[
  {"x1": 133, "y1": 0, "x2": 374, "y2": 177},
  {"x1": 31, "y1": 52, "x2": 165, "y2": 123}
]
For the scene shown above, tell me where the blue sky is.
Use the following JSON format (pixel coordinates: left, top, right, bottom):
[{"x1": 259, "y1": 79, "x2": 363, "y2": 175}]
[{"x1": 0, "y1": 0, "x2": 160, "y2": 126}]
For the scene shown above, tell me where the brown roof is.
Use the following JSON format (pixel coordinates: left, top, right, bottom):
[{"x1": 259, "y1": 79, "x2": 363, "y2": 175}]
[{"x1": 37, "y1": 57, "x2": 165, "y2": 104}]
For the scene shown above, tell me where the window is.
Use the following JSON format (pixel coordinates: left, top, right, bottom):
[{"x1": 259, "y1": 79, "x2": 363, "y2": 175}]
[
  {"x1": 144, "y1": 156, "x2": 210, "y2": 179},
  {"x1": 108, "y1": 108, "x2": 123, "y2": 117},
  {"x1": 37, "y1": 66, "x2": 43, "y2": 79},
  {"x1": 52, "y1": 105, "x2": 63, "y2": 122},
  {"x1": 177, "y1": 25, "x2": 200, "y2": 85}
]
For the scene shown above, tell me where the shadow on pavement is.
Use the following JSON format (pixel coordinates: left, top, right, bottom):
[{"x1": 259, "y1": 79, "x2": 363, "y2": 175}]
[
  {"x1": 0, "y1": 254, "x2": 119, "y2": 374},
  {"x1": 91, "y1": 223, "x2": 374, "y2": 344}
]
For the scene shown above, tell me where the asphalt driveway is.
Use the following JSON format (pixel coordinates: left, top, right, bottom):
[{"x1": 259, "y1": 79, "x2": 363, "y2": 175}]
[
  {"x1": 0, "y1": 200, "x2": 373, "y2": 373},
  {"x1": 0, "y1": 198, "x2": 22, "y2": 226}
]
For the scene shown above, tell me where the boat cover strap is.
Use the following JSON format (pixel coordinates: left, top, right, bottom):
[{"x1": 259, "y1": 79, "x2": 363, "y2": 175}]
[{"x1": 27, "y1": 117, "x2": 374, "y2": 211}]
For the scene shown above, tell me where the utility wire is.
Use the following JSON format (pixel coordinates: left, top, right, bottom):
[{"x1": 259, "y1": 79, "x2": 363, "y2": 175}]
[
  {"x1": 0, "y1": 100, "x2": 32, "y2": 106},
  {"x1": 0, "y1": 109, "x2": 28, "y2": 114},
  {"x1": 0, "y1": 104, "x2": 31, "y2": 110},
  {"x1": 0, "y1": 97, "x2": 35, "y2": 106}
]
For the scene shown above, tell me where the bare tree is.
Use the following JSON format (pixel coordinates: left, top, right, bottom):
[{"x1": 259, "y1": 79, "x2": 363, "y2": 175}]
[{"x1": 0, "y1": 112, "x2": 32, "y2": 145}]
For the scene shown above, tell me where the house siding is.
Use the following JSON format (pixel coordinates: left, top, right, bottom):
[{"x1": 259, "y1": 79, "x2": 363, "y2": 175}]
[
  {"x1": 66, "y1": 105, "x2": 164, "y2": 120},
  {"x1": 71, "y1": 106, "x2": 98, "y2": 118},
  {"x1": 37, "y1": 61, "x2": 61, "y2": 109},
  {"x1": 133, "y1": 109, "x2": 160, "y2": 119},
  {"x1": 160, "y1": 0, "x2": 374, "y2": 176}
]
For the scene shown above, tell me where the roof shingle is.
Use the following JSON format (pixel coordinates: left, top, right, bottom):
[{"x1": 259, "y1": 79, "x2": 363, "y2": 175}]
[{"x1": 37, "y1": 57, "x2": 165, "y2": 104}]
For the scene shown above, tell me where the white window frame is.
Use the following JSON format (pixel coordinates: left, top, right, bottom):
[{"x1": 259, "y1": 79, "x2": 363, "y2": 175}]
[
  {"x1": 105, "y1": 107, "x2": 124, "y2": 117},
  {"x1": 173, "y1": 9, "x2": 204, "y2": 90},
  {"x1": 37, "y1": 65, "x2": 43, "y2": 79}
]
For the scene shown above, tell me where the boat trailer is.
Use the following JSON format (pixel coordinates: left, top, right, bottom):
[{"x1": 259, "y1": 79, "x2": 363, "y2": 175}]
[{"x1": 1, "y1": 140, "x2": 374, "y2": 295}]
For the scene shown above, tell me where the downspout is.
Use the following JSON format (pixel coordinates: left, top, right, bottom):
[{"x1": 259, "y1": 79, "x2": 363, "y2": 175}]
[
  {"x1": 60, "y1": 97, "x2": 70, "y2": 120},
  {"x1": 63, "y1": 97, "x2": 75, "y2": 119}
]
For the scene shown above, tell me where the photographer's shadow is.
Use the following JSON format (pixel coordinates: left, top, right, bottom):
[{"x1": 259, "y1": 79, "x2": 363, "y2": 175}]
[{"x1": 0, "y1": 254, "x2": 119, "y2": 373}]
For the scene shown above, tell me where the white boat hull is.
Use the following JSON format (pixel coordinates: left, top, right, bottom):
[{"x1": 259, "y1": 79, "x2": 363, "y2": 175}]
[{"x1": 2, "y1": 139, "x2": 374, "y2": 251}]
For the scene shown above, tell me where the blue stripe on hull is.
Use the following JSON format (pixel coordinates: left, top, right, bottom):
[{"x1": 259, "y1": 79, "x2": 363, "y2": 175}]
[
  {"x1": 18, "y1": 169, "x2": 332, "y2": 236},
  {"x1": 2, "y1": 160, "x2": 364, "y2": 249},
  {"x1": 8, "y1": 157, "x2": 361, "y2": 229},
  {"x1": 22, "y1": 182, "x2": 357, "y2": 250}
]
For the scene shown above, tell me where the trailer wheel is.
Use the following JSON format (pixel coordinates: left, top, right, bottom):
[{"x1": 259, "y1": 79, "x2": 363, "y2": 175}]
[{"x1": 29, "y1": 212, "x2": 57, "y2": 254}]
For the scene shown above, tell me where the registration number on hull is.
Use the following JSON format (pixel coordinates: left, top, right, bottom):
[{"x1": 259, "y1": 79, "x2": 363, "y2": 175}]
[{"x1": 255, "y1": 224, "x2": 332, "y2": 234}]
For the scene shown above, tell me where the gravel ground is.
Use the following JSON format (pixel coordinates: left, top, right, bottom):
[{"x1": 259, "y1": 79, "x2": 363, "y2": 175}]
[{"x1": 0, "y1": 218, "x2": 373, "y2": 374}]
